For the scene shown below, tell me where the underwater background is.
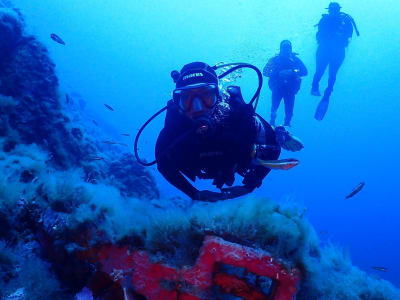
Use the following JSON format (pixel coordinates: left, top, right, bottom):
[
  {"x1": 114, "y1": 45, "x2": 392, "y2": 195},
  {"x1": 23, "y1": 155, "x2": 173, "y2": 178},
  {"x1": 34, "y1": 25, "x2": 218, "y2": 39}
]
[{"x1": 1, "y1": 0, "x2": 400, "y2": 298}]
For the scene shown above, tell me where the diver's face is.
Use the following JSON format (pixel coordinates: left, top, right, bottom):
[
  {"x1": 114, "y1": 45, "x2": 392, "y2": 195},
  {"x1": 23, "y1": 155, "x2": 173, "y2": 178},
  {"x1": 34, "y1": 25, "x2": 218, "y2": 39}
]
[
  {"x1": 329, "y1": 7, "x2": 341, "y2": 16},
  {"x1": 280, "y1": 45, "x2": 292, "y2": 57},
  {"x1": 175, "y1": 85, "x2": 218, "y2": 119}
]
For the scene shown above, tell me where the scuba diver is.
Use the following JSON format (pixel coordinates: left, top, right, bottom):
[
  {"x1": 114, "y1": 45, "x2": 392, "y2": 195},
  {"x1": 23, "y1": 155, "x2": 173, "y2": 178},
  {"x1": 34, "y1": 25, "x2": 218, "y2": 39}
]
[
  {"x1": 135, "y1": 62, "x2": 304, "y2": 202},
  {"x1": 263, "y1": 40, "x2": 308, "y2": 127},
  {"x1": 312, "y1": 2, "x2": 359, "y2": 120}
]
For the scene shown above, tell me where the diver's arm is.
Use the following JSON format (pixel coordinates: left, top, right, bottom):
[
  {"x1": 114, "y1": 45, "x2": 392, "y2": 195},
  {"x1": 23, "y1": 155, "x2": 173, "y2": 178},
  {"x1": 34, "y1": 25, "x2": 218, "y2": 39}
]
[
  {"x1": 241, "y1": 117, "x2": 282, "y2": 191},
  {"x1": 347, "y1": 14, "x2": 360, "y2": 36},
  {"x1": 243, "y1": 166, "x2": 270, "y2": 191},
  {"x1": 343, "y1": 15, "x2": 355, "y2": 39},
  {"x1": 295, "y1": 57, "x2": 308, "y2": 77},
  {"x1": 263, "y1": 58, "x2": 275, "y2": 77},
  {"x1": 155, "y1": 126, "x2": 199, "y2": 199},
  {"x1": 158, "y1": 161, "x2": 227, "y2": 201},
  {"x1": 316, "y1": 15, "x2": 328, "y2": 43},
  {"x1": 157, "y1": 162, "x2": 199, "y2": 199}
]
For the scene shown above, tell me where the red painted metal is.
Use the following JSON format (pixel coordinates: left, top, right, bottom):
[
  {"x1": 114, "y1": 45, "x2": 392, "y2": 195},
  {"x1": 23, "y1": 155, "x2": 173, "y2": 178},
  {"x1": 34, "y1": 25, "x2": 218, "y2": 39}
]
[{"x1": 90, "y1": 236, "x2": 300, "y2": 299}]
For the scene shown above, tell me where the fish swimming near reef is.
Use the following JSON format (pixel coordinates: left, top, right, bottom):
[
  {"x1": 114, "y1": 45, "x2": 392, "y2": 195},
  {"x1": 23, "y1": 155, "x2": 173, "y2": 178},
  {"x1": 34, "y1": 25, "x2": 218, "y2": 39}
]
[
  {"x1": 102, "y1": 141, "x2": 117, "y2": 145},
  {"x1": 102, "y1": 141, "x2": 128, "y2": 147},
  {"x1": 121, "y1": 133, "x2": 131, "y2": 137},
  {"x1": 372, "y1": 266, "x2": 388, "y2": 272},
  {"x1": 345, "y1": 182, "x2": 365, "y2": 199},
  {"x1": 104, "y1": 104, "x2": 114, "y2": 111},
  {"x1": 43, "y1": 97, "x2": 57, "y2": 104},
  {"x1": 50, "y1": 33, "x2": 65, "y2": 45},
  {"x1": 88, "y1": 156, "x2": 104, "y2": 161},
  {"x1": 140, "y1": 175, "x2": 152, "y2": 184}
]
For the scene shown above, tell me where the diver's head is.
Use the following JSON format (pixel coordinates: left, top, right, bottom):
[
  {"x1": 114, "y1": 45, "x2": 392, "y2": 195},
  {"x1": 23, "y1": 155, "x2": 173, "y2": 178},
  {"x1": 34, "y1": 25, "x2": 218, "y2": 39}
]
[
  {"x1": 172, "y1": 62, "x2": 219, "y2": 120},
  {"x1": 327, "y1": 2, "x2": 341, "y2": 15},
  {"x1": 279, "y1": 40, "x2": 292, "y2": 58}
]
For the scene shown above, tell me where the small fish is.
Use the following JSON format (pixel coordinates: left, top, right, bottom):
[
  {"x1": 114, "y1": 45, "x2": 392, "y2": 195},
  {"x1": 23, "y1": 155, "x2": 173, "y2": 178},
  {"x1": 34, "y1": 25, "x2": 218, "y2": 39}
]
[
  {"x1": 88, "y1": 156, "x2": 104, "y2": 161},
  {"x1": 43, "y1": 97, "x2": 57, "y2": 104},
  {"x1": 50, "y1": 33, "x2": 66, "y2": 45},
  {"x1": 118, "y1": 143, "x2": 128, "y2": 147},
  {"x1": 345, "y1": 182, "x2": 365, "y2": 199},
  {"x1": 121, "y1": 133, "x2": 130, "y2": 137},
  {"x1": 104, "y1": 104, "x2": 114, "y2": 111},
  {"x1": 256, "y1": 158, "x2": 299, "y2": 170},
  {"x1": 372, "y1": 266, "x2": 388, "y2": 272},
  {"x1": 65, "y1": 94, "x2": 71, "y2": 104},
  {"x1": 102, "y1": 141, "x2": 117, "y2": 145},
  {"x1": 92, "y1": 120, "x2": 98, "y2": 126},
  {"x1": 140, "y1": 176, "x2": 152, "y2": 184}
]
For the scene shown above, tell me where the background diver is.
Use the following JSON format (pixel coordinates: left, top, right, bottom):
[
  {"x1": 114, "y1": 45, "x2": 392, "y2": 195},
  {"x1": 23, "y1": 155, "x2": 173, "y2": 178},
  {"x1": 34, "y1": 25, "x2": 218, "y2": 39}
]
[
  {"x1": 312, "y1": 2, "x2": 359, "y2": 120},
  {"x1": 134, "y1": 62, "x2": 304, "y2": 202},
  {"x1": 263, "y1": 40, "x2": 308, "y2": 127}
]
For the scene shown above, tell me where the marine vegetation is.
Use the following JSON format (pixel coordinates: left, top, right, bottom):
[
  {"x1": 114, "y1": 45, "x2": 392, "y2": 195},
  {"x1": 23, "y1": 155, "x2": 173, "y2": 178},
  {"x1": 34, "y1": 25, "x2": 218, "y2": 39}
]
[{"x1": 0, "y1": 6, "x2": 399, "y2": 300}]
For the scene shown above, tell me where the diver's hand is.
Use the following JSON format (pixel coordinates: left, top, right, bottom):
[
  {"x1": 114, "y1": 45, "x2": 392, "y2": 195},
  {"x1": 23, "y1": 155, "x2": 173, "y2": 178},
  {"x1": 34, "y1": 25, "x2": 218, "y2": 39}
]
[
  {"x1": 282, "y1": 134, "x2": 304, "y2": 152},
  {"x1": 275, "y1": 126, "x2": 304, "y2": 152},
  {"x1": 194, "y1": 190, "x2": 225, "y2": 202},
  {"x1": 221, "y1": 186, "x2": 251, "y2": 199},
  {"x1": 243, "y1": 172, "x2": 263, "y2": 191}
]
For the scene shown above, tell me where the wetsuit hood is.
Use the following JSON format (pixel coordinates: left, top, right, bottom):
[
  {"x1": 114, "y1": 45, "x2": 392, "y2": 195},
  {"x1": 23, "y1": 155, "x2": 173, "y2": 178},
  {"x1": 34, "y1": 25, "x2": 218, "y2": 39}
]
[{"x1": 175, "y1": 62, "x2": 219, "y2": 90}]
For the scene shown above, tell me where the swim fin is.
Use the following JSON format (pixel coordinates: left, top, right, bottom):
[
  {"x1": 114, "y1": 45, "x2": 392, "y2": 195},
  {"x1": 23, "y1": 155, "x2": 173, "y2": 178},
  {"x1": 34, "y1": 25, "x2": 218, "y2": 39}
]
[
  {"x1": 314, "y1": 97, "x2": 330, "y2": 121},
  {"x1": 315, "y1": 88, "x2": 333, "y2": 121}
]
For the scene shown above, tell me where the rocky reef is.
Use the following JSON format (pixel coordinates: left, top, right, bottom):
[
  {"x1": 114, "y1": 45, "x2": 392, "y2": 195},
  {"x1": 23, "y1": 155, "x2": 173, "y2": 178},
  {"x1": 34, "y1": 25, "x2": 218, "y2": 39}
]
[
  {"x1": 0, "y1": 5, "x2": 399, "y2": 300},
  {"x1": 0, "y1": 7, "x2": 158, "y2": 299}
]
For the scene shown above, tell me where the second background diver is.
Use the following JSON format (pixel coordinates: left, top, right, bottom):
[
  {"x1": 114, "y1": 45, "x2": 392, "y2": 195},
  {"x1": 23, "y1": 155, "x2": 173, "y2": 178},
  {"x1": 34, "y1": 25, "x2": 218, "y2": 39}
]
[{"x1": 263, "y1": 40, "x2": 308, "y2": 127}]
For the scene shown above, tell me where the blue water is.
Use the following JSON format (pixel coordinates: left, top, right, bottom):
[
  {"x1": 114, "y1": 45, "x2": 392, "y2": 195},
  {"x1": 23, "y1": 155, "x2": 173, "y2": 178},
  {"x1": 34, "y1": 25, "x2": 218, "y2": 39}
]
[{"x1": 13, "y1": 0, "x2": 400, "y2": 287}]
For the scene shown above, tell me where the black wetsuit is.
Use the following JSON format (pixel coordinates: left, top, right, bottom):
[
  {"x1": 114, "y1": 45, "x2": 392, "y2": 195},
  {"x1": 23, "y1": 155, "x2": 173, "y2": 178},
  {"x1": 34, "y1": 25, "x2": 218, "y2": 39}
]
[
  {"x1": 155, "y1": 88, "x2": 280, "y2": 199},
  {"x1": 263, "y1": 54, "x2": 308, "y2": 126},
  {"x1": 312, "y1": 12, "x2": 355, "y2": 95}
]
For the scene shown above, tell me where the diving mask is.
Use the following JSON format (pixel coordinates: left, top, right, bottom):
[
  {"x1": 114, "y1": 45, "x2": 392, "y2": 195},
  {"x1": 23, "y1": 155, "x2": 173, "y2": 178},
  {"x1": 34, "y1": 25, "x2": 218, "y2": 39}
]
[{"x1": 173, "y1": 84, "x2": 218, "y2": 116}]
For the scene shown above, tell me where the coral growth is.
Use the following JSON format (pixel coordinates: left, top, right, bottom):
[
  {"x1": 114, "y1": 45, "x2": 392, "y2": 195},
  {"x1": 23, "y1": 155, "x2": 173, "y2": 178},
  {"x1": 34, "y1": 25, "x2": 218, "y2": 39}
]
[{"x1": 0, "y1": 7, "x2": 158, "y2": 298}]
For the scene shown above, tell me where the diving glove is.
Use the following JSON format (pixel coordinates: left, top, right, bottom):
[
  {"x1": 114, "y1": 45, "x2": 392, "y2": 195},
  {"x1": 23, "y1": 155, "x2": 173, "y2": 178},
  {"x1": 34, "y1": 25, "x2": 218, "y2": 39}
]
[
  {"x1": 274, "y1": 126, "x2": 304, "y2": 152},
  {"x1": 221, "y1": 186, "x2": 251, "y2": 199}
]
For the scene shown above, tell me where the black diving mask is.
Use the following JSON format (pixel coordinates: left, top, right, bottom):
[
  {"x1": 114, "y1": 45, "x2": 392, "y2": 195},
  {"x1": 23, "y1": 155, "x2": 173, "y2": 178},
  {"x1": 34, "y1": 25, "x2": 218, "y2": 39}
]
[{"x1": 173, "y1": 84, "x2": 218, "y2": 115}]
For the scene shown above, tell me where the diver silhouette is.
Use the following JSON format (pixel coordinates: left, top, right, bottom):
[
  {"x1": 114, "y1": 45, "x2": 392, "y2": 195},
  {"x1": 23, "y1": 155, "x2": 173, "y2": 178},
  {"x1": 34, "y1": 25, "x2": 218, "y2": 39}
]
[
  {"x1": 312, "y1": 2, "x2": 359, "y2": 120},
  {"x1": 263, "y1": 40, "x2": 308, "y2": 127}
]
